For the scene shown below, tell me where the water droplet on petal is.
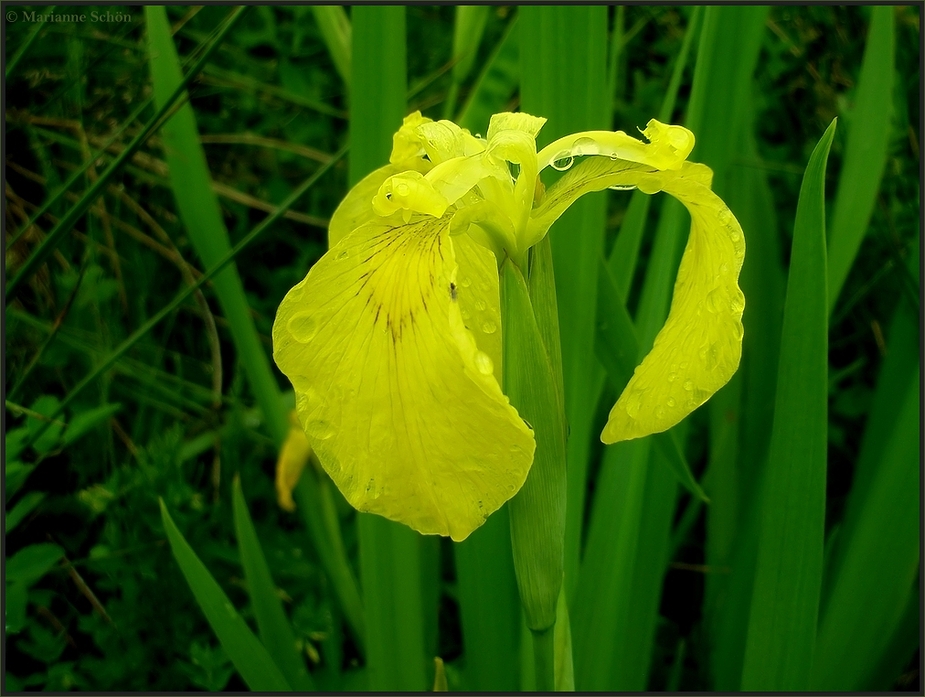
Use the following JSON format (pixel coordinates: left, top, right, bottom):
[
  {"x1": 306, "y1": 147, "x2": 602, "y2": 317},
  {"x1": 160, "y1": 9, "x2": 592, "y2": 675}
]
[
  {"x1": 718, "y1": 207, "x2": 732, "y2": 225},
  {"x1": 461, "y1": 309, "x2": 471, "y2": 320},
  {"x1": 656, "y1": 406, "x2": 666, "y2": 418},
  {"x1": 608, "y1": 184, "x2": 637, "y2": 191},
  {"x1": 683, "y1": 380, "x2": 694, "y2": 391},
  {"x1": 481, "y1": 320, "x2": 497, "y2": 334},
  {"x1": 624, "y1": 389, "x2": 643, "y2": 418},
  {"x1": 551, "y1": 150, "x2": 574, "y2": 171},
  {"x1": 667, "y1": 397, "x2": 676, "y2": 407},
  {"x1": 476, "y1": 299, "x2": 487, "y2": 311},
  {"x1": 336, "y1": 249, "x2": 349, "y2": 261},
  {"x1": 288, "y1": 312, "x2": 318, "y2": 343},
  {"x1": 460, "y1": 276, "x2": 472, "y2": 288},
  {"x1": 572, "y1": 136, "x2": 599, "y2": 156},
  {"x1": 474, "y1": 351, "x2": 494, "y2": 376}
]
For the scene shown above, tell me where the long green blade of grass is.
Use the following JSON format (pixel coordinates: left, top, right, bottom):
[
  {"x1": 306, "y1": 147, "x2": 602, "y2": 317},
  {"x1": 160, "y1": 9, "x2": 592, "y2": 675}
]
[
  {"x1": 456, "y1": 14, "x2": 518, "y2": 134},
  {"x1": 444, "y1": 6, "x2": 490, "y2": 120},
  {"x1": 6, "y1": 6, "x2": 247, "y2": 301},
  {"x1": 827, "y1": 5, "x2": 895, "y2": 313},
  {"x1": 708, "y1": 106, "x2": 786, "y2": 692},
  {"x1": 231, "y1": 477, "x2": 315, "y2": 691},
  {"x1": 146, "y1": 5, "x2": 287, "y2": 446},
  {"x1": 311, "y1": 6, "x2": 351, "y2": 86},
  {"x1": 811, "y1": 238, "x2": 920, "y2": 690},
  {"x1": 159, "y1": 500, "x2": 292, "y2": 692},
  {"x1": 740, "y1": 119, "x2": 836, "y2": 691},
  {"x1": 348, "y1": 8, "x2": 432, "y2": 691},
  {"x1": 520, "y1": 4, "x2": 609, "y2": 602},
  {"x1": 575, "y1": 193, "x2": 686, "y2": 690}
]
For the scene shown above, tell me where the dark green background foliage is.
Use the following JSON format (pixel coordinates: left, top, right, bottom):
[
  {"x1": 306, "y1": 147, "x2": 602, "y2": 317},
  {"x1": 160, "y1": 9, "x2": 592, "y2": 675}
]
[{"x1": 4, "y1": 5, "x2": 920, "y2": 692}]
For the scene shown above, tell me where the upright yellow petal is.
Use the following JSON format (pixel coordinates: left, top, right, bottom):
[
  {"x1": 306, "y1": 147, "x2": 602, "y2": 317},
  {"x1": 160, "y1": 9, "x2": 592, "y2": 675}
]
[
  {"x1": 273, "y1": 217, "x2": 535, "y2": 541},
  {"x1": 601, "y1": 165, "x2": 745, "y2": 443}
]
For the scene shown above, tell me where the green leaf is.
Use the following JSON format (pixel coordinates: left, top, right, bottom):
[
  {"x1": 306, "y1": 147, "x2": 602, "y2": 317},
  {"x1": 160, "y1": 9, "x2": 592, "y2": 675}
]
[
  {"x1": 232, "y1": 477, "x2": 314, "y2": 691},
  {"x1": 6, "y1": 492, "x2": 45, "y2": 532},
  {"x1": 520, "y1": 4, "x2": 609, "y2": 605},
  {"x1": 740, "y1": 119, "x2": 836, "y2": 691},
  {"x1": 827, "y1": 6, "x2": 895, "y2": 312},
  {"x1": 158, "y1": 500, "x2": 292, "y2": 692},
  {"x1": 62, "y1": 403, "x2": 121, "y2": 446},
  {"x1": 311, "y1": 6, "x2": 351, "y2": 86},
  {"x1": 146, "y1": 6, "x2": 288, "y2": 447},
  {"x1": 811, "y1": 241, "x2": 920, "y2": 690},
  {"x1": 457, "y1": 15, "x2": 519, "y2": 133},
  {"x1": 6, "y1": 543, "x2": 63, "y2": 586},
  {"x1": 501, "y1": 258, "x2": 568, "y2": 691}
]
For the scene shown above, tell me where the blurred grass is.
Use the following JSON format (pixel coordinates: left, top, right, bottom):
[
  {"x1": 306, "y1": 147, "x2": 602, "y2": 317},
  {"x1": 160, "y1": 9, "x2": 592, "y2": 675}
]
[{"x1": 4, "y1": 5, "x2": 919, "y2": 692}]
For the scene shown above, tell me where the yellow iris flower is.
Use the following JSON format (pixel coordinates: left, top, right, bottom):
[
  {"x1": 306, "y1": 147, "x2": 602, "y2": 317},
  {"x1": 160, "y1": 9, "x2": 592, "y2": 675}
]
[{"x1": 272, "y1": 111, "x2": 744, "y2": 541}]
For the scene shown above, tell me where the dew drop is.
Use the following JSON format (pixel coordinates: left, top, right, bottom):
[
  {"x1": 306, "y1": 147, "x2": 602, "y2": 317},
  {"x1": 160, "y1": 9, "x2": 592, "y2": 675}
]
[
  {"x1": 287, "y1": 312, "x2": 318, "y2": 343},
  {"x1": 730, "y1": 229, "x2": 742, "y2": 242},
  {"x1": 608, "y1": 184, "x2": 637, "y2": 191},
  {"x1": 609, "y1": 152, "x2": 620, "y2": 161},
  {"x1": 460, "y1": 276, "x2": 472, "y2": 288},
  {"x1": 481, "y1": 320, "x2": 498, "y2": 334},
  {"x1": 683, "y1": 380, "x2": 694, "y2": 391},
  {"x1": 396, "y1": 183, "x2": 410, "y2": 197},
  {"x1": 667, "y1": 397, "x2": 676, "y2": 407},
  {"x1": 667, "y1": 372, "x2": 678, "y2": 383},
  {"x1": 474, "y1": 351, "x2": 494, "y2": 376},
  {"x1": 624, "y1": 390, "x2": 643, "y2": 418},
  {"x1": 336, "y1": 249, "x2": 349, "y2": 261},
  {"x1": 461, "y1": 309, "x2": 471, "y2": 320},
  {"x1": 718, "y1": 207, "x2": 732, "y2": 225},
  {"x1": 551, "y1": 150, "x2": 574, "y2": 171},
  {"x1": 475, "y1": 299, "x2": 487, "y2": 311},
  {"x1": 572, "y1": 136, "x2": 599, "y2": 156},
  {"x1": 656, "y1": 406, "x2": 666, "y2": 419}
]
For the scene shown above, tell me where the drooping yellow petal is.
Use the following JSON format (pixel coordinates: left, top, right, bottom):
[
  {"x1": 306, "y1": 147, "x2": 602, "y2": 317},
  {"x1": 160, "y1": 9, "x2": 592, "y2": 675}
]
[
  {"x1": 272, "y1": 217, "x2": 535, "y2": 541},
  {"x1": 536, "y1": 119, "x2": 694, "y2": 174},
  {"x1": 276, "y1": 410, "x2": 312, "y2": 512},
  {"x1": 601, "y1": 165, "x2": 745, "y2": 443}
]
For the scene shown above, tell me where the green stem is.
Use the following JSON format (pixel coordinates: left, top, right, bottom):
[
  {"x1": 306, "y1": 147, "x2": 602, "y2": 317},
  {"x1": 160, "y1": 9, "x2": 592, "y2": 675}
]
[{"x1": 532, "y1": 627, "x2": 556, "y2": 692}]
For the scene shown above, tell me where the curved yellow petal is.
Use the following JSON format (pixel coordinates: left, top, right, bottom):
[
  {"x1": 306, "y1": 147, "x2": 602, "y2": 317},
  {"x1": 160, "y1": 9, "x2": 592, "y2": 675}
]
[
  {"x1": 272, "y1": 217, "x2": 535, "y2": 541},
  {"x1": 372, "y1": 171, "x2": 449, "y2": 220},
  {"x1": 390, "y1": 110, "x2": 435, "y2": 166},
  {"x1": 601, "y1": 167, "x2": 745, "y2": 443},
  {"x1": 536, "y1": 119, "x2": 694, "y2": 174}
]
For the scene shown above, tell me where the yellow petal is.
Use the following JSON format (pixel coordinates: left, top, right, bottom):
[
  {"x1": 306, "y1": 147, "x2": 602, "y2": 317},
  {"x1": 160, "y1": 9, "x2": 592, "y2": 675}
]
[
  {"x1": 390, "y1": 110, "x2": 434, "y2": 166},
  {"x1": 328, "y1": 164, "x2": 405, "y2": 247},
  {"x1": 601, "y1": 165, "x2": 745, "y2": 443},
  {"x1": 276, "y1": 411, "x2": 312, "y2": 512},
  {"x1": 452, "y1": 234, "x2": 503, "y2": 384},
  {"x1": 536, "y1": 119, "x2": 694, "y2": 174},
  {"x1": 272, "y1": 217, "x2": 535, "y2": 541},
  {"x1": 372, "y1": 171, "x2": 449, "y2": 219}
]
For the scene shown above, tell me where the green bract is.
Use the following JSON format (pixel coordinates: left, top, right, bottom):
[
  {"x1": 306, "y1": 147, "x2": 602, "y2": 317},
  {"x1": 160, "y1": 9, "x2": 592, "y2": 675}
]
[{"x1": 272, "y1": 111, "x2": 745, "y2": 540}]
